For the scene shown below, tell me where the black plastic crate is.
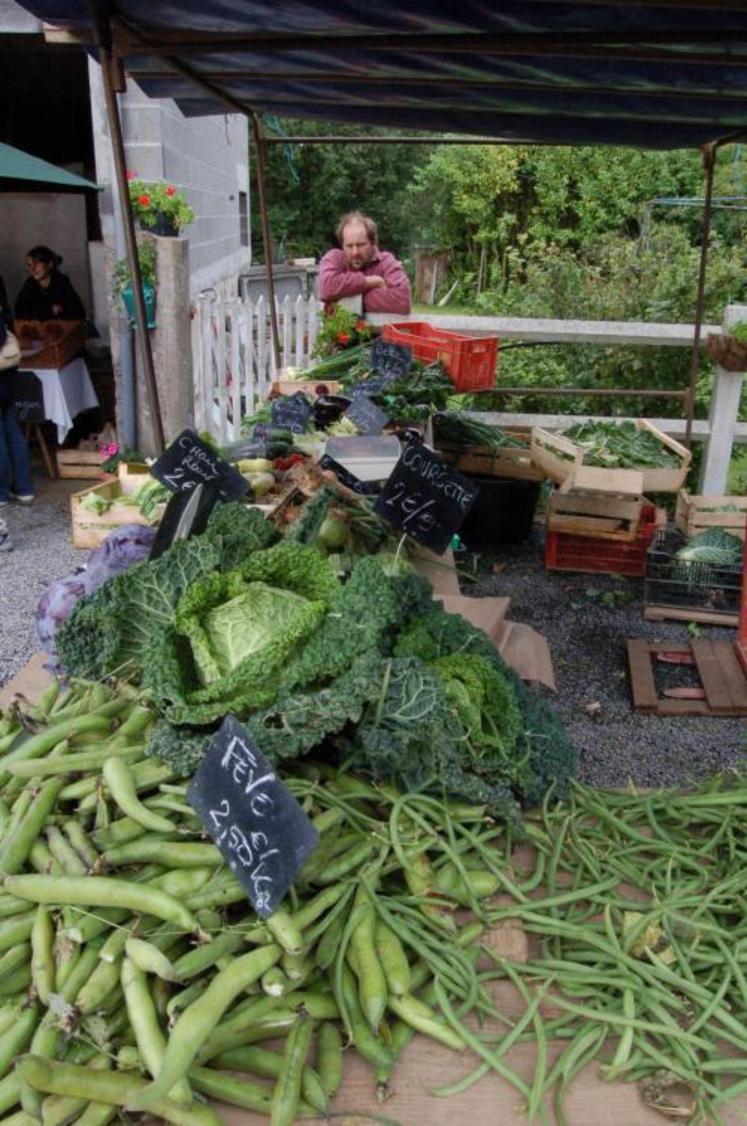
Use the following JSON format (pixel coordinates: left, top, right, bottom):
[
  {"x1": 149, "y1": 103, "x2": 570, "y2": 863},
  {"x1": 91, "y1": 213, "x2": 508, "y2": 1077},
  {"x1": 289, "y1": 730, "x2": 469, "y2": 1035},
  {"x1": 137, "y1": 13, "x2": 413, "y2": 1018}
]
[
  {"x1": 644, "y1": 528, "x2": 743, "y2": 616},
  {"x1": 458, "y1": 475, "x2": 541, "y2": 546}
]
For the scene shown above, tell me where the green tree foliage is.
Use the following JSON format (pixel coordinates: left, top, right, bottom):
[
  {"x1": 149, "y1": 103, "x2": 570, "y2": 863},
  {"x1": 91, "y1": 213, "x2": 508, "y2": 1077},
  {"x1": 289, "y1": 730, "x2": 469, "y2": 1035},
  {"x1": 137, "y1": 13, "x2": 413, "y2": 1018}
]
[
  {"x1": 252, "y1": 119, "x2": 433, "y2": 262},
  {"x1": 258, "y1": 125, "x2": 747, "y2": 419}
]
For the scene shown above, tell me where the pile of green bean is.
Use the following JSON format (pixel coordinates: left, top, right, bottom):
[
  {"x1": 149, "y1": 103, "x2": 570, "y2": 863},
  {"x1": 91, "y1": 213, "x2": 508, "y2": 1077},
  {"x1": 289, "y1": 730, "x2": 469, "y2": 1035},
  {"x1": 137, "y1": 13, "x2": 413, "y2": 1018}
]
[
  {"x1": 462, "y1": 779, "x2": 747, "y2": 1126},
  {"x1": 0, "y1": 681, "x2": 516, "y2": 1126}
]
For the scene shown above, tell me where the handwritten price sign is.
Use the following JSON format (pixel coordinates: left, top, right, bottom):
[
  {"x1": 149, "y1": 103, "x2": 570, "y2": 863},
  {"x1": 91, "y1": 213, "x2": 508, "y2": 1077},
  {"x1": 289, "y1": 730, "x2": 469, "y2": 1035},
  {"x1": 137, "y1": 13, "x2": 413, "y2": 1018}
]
[
  {"x1": 187, "y1": 717, "x2": 318, "y2": 918},
  {"x1": 374, "y1": 443, "x2": 479, "y2": 554}
]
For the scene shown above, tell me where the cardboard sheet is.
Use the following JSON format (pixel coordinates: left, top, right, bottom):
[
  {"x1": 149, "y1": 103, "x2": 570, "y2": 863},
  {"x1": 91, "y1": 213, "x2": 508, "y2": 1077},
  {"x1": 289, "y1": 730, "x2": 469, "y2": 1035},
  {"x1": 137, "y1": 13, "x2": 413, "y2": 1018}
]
[{"x1": 412, "y1": 552, "x2": 557, "y2": 690}]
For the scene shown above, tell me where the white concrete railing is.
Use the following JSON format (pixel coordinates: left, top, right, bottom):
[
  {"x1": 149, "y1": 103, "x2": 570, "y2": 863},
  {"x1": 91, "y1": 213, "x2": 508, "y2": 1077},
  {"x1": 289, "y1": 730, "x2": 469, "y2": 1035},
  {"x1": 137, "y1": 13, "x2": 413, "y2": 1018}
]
[{"x1": 192, "y1": 295, "x2": 746, "y2": 491}]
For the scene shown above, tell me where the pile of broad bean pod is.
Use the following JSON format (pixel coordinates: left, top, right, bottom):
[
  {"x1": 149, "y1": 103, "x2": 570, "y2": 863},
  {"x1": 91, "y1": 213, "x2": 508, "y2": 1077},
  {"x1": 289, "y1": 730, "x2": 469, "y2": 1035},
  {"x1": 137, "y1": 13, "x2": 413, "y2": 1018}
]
[{"x1": 0, "y1": 679, "x2": 510, "y2": 1126}]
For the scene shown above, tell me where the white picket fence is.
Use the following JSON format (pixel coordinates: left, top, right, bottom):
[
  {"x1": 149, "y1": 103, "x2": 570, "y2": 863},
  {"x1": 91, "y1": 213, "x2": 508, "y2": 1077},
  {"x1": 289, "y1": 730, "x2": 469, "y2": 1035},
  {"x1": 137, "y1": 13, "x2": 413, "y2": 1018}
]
[{"x1": 191, "y1": 293, "x2": 321, "y2": 442}]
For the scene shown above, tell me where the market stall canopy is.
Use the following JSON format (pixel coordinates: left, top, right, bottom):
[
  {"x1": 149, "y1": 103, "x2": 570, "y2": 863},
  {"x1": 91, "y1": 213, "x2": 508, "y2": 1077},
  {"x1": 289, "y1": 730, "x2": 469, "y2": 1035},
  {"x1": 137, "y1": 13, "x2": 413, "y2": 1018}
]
[
  {"x1": 0, "y1": 142, "x2": 100, "y2": 191},
  {"x1": 18, "y1": 0, "x2": 747, "y2": 149}
]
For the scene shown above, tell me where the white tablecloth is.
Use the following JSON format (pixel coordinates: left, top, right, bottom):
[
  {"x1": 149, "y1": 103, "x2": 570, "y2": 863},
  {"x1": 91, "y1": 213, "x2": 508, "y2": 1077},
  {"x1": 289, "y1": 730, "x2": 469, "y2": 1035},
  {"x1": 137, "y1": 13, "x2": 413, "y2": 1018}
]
[{"x1": 20, "y1": 357, "x2": 99, "y2": 443}]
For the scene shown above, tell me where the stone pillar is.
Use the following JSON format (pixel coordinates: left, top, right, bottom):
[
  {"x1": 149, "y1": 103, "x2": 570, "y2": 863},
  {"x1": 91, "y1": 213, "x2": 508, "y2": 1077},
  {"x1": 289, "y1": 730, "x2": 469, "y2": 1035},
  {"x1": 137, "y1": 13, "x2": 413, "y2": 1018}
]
[
  {"x1": 151, "y1": 235, "x2": 194, "y2": 445},
  {"x1": 700, "y1": 303, "x2": 746, "y2": 494}
]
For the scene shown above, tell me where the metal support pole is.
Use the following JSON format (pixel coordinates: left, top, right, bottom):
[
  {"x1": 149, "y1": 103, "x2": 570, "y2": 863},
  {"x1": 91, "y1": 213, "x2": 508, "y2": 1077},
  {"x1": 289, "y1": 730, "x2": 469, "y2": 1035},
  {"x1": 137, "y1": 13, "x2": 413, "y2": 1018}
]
[
  {"x1": 684, "y1": 142, "x2": 716, "y2": 449},
  {"x1": 250, "y1": 113, "x2": 282, "y2": 370},
  {"x1": 89, "y1": 2, "x2": 165, "y2": 453}
]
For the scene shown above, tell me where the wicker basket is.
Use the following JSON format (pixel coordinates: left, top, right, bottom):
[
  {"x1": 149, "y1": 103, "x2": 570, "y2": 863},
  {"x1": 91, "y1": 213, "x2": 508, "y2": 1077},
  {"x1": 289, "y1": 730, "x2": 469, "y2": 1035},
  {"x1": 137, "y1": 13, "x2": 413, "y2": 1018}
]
[{"x1": 706, "y1": 332, "x2": 747, "y2": 372}]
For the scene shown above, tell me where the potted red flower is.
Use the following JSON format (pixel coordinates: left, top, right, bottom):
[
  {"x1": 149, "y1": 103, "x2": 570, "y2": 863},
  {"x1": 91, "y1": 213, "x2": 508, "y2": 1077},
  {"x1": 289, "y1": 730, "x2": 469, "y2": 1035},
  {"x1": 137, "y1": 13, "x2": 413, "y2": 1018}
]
[{"x1": 127, "y1": 172, "x2": 195, "y2": 236}]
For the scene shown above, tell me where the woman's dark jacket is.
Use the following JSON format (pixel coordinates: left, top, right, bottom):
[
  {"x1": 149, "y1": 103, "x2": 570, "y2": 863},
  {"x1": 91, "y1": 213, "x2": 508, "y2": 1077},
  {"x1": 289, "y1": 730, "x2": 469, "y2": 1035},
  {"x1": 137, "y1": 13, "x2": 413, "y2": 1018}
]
[{"x1": 15, "y1": 272, "x2": 85, "y2": 321}]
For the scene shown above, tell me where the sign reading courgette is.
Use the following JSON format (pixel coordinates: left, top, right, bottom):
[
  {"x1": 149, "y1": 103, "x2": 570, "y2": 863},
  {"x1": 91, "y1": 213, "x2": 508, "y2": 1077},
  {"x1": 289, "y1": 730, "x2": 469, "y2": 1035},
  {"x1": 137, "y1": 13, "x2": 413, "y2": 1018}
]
[{"x1": 374, "y1": 443, "x2": 479, "y2": 554}]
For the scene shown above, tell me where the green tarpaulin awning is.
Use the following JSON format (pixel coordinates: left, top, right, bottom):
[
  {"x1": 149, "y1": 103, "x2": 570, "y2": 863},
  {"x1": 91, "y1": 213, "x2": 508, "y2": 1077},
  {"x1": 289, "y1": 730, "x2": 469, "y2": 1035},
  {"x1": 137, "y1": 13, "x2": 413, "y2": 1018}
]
[{"x1": 0, "y1": 142, "x2": 99, "y2": 191}]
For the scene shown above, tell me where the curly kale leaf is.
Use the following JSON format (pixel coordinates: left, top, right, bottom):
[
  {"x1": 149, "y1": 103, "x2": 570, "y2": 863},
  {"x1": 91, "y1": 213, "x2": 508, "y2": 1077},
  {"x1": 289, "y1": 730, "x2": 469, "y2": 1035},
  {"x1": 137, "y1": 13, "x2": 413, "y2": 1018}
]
[
  {"x1": 347, "y1": 656, "x2": 523, "y2": 828},
  {"x1": 394, "y1": 607, "x2": 577, "y2": 807},
  {"x1": 205, "y1": 502, "x2": 279, "y2": 570},
  {"x1": 56, "y1": 535, "x2": 221, "y2": 681},
  {"x1": 145, "y1": 719, "x2": 212, "y2": 777},
  {"x1": 247, "y1": 650, "x2": 383, "y2": 762},
  {"x1": 283, "y1": 556, "x2": 400, "y2": 689}
]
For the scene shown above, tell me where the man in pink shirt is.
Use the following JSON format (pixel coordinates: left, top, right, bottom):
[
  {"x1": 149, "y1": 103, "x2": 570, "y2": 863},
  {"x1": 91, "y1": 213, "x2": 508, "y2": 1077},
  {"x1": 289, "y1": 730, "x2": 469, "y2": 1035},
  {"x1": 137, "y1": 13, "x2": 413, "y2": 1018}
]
[{"x1": 318, "y1": 211, "x2": 412, "y2": 315}]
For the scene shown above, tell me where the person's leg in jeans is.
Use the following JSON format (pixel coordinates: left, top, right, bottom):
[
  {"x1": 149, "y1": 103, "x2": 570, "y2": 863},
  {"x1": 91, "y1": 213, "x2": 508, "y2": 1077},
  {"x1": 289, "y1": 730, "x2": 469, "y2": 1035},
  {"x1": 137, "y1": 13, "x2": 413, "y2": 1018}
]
[
  {"x1": 0, "y1": 404, "x2": 34, "y2": 500},
  {"x1": 0, "y1": 403, "x2": 12, "y2": 505}
]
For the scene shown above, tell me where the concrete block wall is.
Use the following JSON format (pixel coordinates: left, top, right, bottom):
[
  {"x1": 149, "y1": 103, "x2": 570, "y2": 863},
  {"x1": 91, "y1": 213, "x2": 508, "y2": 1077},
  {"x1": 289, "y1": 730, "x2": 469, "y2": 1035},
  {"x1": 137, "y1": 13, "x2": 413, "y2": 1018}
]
[
  {"x1": 120, "y1": 81, "x2": 251, "y2": 296},
  {"x1": 90, "y1": 60, "x2": 251, "y2": 303}
]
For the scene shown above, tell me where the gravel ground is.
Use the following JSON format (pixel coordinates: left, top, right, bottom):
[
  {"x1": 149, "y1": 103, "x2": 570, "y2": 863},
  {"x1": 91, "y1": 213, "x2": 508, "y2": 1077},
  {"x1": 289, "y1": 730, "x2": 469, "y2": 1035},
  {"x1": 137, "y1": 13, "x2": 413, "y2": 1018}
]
[
  {"x1": 0, "y1": 480, "x2": 743, "y2": 788},
  {"x1": 0, "y1": 477, "x2": 83, "y2": 688},
  {"x1": 460, "y1": 528, "x2": 744, "y2": 789}
]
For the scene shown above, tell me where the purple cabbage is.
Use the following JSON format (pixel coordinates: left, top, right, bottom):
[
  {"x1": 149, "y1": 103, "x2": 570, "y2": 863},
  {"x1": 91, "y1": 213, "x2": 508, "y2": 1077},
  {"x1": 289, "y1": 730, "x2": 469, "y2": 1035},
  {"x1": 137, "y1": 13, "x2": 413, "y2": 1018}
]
[{"x1": 36, "y1": 524, "x2": 157, "y2": 666}]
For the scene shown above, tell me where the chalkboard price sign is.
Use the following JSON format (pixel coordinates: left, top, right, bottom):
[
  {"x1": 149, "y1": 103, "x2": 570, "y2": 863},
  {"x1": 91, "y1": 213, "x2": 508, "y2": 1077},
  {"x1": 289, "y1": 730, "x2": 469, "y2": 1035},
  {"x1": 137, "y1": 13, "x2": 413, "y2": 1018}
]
[
  {"x1": 150, "y1": 430, "x2": 248, "y2": 501},
  {"x1": 318, "y1": 453, "x2": 370, "y2": 495},
  {"x1": 374, "y1": 443, "x2": 479, "y2": 554},
  {"x1": 270, "y1": 392, "x2": 313, "y2": 435},
  {"x1": 188, "y1": 716, "x2": 318, "y2": 918},
  {"x1": 345, "y1": 395, "x2": 388, "y2": 436},
  {"x1": 371, "y1": 338, "x2": 412, "y2": 381},
  {"x1": 12, "y1": 371, "x2": 45, "y2": 424}
]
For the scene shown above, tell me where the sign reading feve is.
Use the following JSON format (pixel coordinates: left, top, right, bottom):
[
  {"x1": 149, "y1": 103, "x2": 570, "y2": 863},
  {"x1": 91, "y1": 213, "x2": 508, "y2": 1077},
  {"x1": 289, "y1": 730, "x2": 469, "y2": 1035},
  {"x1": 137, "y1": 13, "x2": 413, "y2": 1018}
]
[
  {"x1": 187, "y1": 716, "x2": 318, "y2": 918},
  {"x1": 150, "y1": 430, "x2": 248, "y2": 501},
  {"x1": 270, "y1": 392, "x2": 313, "y2": 435},
  {"x1": 374, "y1": 443, "x2": 479, "y2": 554}
]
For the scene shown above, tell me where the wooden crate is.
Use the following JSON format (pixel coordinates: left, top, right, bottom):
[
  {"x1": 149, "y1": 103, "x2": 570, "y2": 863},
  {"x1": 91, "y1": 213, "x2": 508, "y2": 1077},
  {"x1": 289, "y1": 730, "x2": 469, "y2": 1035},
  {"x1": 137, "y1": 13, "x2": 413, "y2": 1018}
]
[
  {"x1": 56, "y1": 450, "x2": 112, "y2": 481},
  {"x1": 436, "y1": 430, "x2": 542, "y2": 482},
  {"x1": 70, "y1": 463, "x2": 164, "y2": 549},
  {"x1": 270, "y1": 379, "x2": 341, "y2": 398},
  {"x1": 675, "y1": 490, "x2": 747, "y2": 542},
  {"x1": 16, "y1": 320, "x2": 85, "y2": 369},
  {"x1": 547, "y1": 489, "x2": 646, "y2": 542},
  {"x1": 531, "y1": 419, "x2": 691, "y2": 494}
]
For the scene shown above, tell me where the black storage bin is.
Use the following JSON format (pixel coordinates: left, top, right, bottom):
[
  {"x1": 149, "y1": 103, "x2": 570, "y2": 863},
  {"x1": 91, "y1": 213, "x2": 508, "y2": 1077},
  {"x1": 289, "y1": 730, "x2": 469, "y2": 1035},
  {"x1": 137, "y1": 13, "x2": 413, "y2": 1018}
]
[
  {"x1": 644, "y1": 528, "x2": 743, "y2": 616},
  {"x1": 458, "y1": 475, "x2": 541, "y2": 546}
]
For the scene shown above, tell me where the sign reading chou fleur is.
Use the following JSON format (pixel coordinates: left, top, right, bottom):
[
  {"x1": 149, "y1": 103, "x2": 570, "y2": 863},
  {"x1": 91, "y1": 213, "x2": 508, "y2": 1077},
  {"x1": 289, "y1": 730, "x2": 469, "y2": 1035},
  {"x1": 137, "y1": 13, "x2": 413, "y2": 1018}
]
[
  {"x1": 150, "y1": 430, "x2": 248, "y2": 500},
  {"x1": 187, "y1": 716, "x2": 318, "y2": 918},
  {"x1": 374, "y1": 443, "x2": 479, "y2": 554}
]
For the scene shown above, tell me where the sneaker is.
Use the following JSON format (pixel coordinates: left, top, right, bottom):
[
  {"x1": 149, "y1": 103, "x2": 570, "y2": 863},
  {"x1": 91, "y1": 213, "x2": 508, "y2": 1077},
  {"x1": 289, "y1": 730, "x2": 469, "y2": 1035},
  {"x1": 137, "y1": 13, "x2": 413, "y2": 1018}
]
[{"x1": 10, "y1": 493, "x2": 34, "y2": 505}]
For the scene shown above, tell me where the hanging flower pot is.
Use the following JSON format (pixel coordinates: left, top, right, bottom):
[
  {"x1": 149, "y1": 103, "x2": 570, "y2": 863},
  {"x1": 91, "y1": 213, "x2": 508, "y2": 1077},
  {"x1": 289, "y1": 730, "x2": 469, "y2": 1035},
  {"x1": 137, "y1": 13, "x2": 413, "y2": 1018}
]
[
  {"x1": 113, "y1": 242, "x2": 157, "y2": 329},
  {"x1": 121, "y1": 281, "x2": 157, "y2": 329},
  {"x1": 126, "y1": 173, "x2": 195, "y2": 235},
  {"x1": 706, "y1": 331, "x2": 747, "y2": 372}
]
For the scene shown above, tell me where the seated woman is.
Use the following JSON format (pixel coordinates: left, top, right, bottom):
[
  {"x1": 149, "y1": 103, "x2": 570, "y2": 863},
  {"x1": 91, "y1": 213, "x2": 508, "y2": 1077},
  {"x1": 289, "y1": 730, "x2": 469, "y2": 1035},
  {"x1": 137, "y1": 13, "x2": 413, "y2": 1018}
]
[{"x1": 14, "y1": 246, "x2": 85, "y2": 322}]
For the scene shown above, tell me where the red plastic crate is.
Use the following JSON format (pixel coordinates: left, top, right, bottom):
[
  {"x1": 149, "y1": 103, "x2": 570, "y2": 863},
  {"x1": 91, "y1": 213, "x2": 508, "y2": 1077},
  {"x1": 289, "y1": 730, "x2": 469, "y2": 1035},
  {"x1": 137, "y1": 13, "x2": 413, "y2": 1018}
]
[
  {"x1": 545, "y1": 507, "x2": 658, "y2": 577},
  {"x1": 382, "y1": 321, "x2": 499, "y2": 391}
]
